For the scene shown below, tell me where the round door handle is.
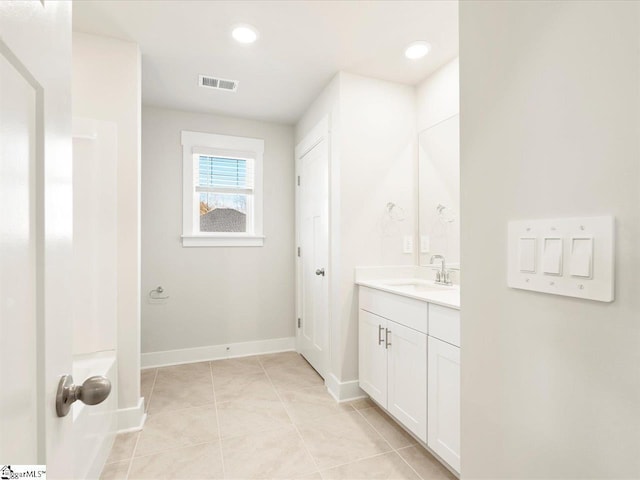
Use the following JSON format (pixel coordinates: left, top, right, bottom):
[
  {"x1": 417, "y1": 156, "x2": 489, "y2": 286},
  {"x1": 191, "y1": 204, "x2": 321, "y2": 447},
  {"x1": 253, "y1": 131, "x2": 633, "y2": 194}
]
[
  {"x1": 315, "y1": 268, "x2": 325, "y2": 276},
  {"x1": 56, "y1": 374, "x2": 112, "y2": 417}
]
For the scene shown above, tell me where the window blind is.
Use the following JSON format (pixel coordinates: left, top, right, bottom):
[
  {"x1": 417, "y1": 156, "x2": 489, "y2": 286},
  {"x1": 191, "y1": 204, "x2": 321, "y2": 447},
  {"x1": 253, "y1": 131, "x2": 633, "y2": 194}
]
[{"x1": 195, "y1": 155, "x2": 254, "y2": 193}]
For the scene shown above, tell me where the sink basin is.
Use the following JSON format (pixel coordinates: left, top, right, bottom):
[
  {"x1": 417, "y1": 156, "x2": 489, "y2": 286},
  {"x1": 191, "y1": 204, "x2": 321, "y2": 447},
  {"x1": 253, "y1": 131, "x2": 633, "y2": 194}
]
[
  {"x1": 357, "y1": 277, "x2": 460, "y2": 309},
  {"x1": 380, "y1": 279, "x2": 456, "y2": 292}
]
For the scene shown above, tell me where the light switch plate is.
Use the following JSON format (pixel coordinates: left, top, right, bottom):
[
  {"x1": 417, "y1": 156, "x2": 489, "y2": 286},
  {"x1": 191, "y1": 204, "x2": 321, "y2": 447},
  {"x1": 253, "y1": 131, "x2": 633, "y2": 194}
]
[
  {"x1": 403, "y1": 235, "x2": 414, "y2": 254},
  {"x1": 507, "y1": 216, "x2": 614, "y2": 302}
]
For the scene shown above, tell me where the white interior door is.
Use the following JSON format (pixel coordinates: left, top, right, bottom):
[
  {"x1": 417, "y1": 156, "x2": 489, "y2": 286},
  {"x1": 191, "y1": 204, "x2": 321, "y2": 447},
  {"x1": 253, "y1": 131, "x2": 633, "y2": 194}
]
[
  {"x1": 0, "y1": 2, "x2": 75, "y2": 477},
  {"x1": 0, "y1": 33, "x2": 39, "y2": 466},
  {"x1": 296, "y1": 119, "x2": 329, "y2": 378}
]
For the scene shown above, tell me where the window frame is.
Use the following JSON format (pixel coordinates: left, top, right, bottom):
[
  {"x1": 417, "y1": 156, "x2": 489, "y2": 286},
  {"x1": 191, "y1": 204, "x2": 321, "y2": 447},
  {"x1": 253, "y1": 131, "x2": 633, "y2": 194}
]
[{"x1": 181, "y1": 130, "x2": 265, "y2": 247}]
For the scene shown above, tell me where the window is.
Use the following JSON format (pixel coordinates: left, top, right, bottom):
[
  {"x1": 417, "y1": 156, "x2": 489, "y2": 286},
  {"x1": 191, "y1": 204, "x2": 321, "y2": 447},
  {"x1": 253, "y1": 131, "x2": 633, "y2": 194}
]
[
  {"x1": 181, "y1": 130, "x2": 264, "y2": 247},
  {"x1": 197, "y1": 156, "x2": 252, "y2": 233}
]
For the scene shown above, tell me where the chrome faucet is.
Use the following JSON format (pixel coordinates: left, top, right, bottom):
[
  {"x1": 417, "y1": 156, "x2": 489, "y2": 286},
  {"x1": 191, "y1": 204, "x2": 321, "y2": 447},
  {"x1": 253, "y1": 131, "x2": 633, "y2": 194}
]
[{"x1": 430, "y1": 255, "x2": 452, "y2": 285}]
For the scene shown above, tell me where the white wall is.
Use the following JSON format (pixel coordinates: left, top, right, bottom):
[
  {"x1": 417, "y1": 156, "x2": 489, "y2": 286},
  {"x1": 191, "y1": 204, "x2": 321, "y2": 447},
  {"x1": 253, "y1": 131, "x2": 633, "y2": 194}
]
[
  {"x1": 338, "y1": 73, "x2": 417, "y2": 381},
  {"x1": 460, "y1": 1, "x2": 640, "y2": 477},
  {"x1": 141, "y1": 106, "x2": 295, "y2": 356},
  {"x1": 72, "y1": 32, "x2": 142, "y2": 415},
  {"x1": 416, "y1": 59, "x2": 460, "y2": 266},
  {"x1": 296, "y1": 72, "x2": 416, "y2": 387},
  {"x1": 416, "y1": 58, "x2": 459, "y2": 133},
  {"x1": 295, "y1": 75, "x2": 341, "y2": 146}
]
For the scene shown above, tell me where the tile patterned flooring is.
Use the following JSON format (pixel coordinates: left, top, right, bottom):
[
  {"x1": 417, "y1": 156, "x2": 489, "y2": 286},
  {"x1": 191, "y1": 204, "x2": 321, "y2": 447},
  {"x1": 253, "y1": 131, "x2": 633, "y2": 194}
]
[{"x1": 101, "y1": 352, "x2": 456, "y2": 480}]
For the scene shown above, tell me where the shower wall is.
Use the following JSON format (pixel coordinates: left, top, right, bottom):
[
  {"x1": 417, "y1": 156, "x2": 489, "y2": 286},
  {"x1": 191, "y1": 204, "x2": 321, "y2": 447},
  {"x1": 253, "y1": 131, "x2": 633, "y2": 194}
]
[
  {"x1": 72, "y1": 31, "x2": 142, "y2": 425},
  {"x1": 73, "y1": 118, "x2": 117, "y2": 355}
]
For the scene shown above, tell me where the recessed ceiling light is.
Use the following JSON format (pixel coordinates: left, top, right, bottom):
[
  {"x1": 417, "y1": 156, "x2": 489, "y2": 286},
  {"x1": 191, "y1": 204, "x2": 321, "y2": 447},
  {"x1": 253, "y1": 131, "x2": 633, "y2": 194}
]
[
  {"x1": 405, "y1": 41, "x2": 431, "y2": 60},
  {"x1": 232, "y1": 24, "x2": 259, "y2": 44}
]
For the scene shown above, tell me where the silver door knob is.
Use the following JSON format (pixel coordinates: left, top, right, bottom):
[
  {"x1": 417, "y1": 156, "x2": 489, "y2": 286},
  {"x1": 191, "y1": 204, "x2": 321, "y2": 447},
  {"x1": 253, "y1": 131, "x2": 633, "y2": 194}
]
[
  {"x1": 315, "y1": 268, "x2": 325, "y2": 276},
  {"x1": 56, "y1": 374, "x2": 111, "y2": 417}
]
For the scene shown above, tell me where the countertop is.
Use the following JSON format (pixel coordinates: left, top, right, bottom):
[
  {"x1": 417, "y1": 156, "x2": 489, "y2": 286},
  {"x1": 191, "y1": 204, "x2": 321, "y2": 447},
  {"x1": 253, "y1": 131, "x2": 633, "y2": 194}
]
[{"x1": 356, "y1": 278, "x2": 460, "y2": 310}]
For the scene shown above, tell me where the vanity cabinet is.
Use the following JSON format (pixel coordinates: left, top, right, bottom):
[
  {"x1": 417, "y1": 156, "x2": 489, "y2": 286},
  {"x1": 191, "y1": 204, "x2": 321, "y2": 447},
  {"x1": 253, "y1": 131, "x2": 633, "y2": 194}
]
[
  {"x1": 358, "y1": 287, "x2": 428, "y2": 443},
  {"x1": 358, "y1": 285, "x2": 460, "y2": 473}
]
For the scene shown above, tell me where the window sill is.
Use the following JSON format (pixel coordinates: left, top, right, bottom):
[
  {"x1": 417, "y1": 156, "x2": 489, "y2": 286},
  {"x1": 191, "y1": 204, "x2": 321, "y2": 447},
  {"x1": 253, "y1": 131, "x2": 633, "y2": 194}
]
[{"x1": 181, "y1": 234, "x2": 265, "y2": 247}]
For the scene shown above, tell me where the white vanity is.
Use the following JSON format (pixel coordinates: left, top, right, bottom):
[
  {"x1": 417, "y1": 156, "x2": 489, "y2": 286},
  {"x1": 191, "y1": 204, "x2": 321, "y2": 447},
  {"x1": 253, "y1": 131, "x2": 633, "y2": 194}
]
[{"x1": 356, "y1": 276, "x2": 461, "y2": 474}]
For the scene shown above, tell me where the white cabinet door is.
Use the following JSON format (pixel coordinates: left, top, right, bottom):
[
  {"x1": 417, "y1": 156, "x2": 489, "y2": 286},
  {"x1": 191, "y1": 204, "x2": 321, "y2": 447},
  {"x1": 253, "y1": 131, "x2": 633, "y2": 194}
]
[
  {"x1": 358, "y1": 310, "x2": 388, "y2": 407},
  {"x1": 387, "y1": 320, "x2": 427, "y2": 442},
  {"x1": 428, "y1": 336, "x2": 461, "y2": 472}
]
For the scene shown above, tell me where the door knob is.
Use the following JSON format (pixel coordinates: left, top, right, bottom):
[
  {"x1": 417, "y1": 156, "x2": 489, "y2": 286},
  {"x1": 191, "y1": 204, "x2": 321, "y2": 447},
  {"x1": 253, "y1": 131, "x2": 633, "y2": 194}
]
[
  {"x1": 315, "y1": 268, "x2": 325, "y2": 276},
  {"x1": 56, "y1": 374, "x2": 111, "y2": 417}
]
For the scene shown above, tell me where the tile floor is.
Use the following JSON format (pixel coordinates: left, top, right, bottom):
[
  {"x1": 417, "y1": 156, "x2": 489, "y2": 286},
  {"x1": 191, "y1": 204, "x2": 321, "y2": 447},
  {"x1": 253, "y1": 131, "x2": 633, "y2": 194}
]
[{"x1": 101, "y1": 352, "x2": 456, "y2": 480}]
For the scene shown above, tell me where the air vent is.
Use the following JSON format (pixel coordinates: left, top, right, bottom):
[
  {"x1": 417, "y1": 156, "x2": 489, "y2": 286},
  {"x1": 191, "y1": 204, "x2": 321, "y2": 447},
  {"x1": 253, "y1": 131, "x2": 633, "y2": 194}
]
[{"x1": 198, "y1": 75, "x2": 238, "y2": 92}]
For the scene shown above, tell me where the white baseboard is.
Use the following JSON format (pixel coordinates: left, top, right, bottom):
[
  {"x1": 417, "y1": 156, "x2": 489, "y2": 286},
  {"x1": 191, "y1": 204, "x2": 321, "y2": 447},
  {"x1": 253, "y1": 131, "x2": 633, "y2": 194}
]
[
  {"x1": 141, "y1": 336, "x2": 296, "y2": 369},
  {"x1": 117, "y1": 397, "x2": 146, "y2": 433},
  {"x1": 326, "y1": 373, "x2": 366, "y2": 403}
]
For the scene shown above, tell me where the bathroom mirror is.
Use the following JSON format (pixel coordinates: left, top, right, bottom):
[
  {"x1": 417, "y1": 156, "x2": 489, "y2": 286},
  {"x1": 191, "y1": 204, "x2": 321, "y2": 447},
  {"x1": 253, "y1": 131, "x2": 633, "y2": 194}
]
[{"x1": 418, "y1": 114, "x2": 460, "y2": 267}]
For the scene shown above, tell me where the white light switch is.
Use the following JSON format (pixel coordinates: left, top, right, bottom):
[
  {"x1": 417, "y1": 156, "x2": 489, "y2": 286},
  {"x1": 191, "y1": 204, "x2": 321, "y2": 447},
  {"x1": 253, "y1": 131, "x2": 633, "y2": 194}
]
[
  {"x1": 518, "y1": 238, "x2": 536, "y2": 273},
  {"x1": 543, "y1": 238, "x2": 563, "y2": 275},
  {"x1": 570, "y1": 237, "x2": 593, "y2": 278}
]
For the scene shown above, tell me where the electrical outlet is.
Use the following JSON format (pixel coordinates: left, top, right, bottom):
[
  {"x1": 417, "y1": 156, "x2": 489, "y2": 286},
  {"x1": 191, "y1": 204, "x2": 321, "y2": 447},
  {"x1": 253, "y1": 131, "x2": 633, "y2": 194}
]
[
  {"x1": 420, "y1": 235, "x2": 430, "y2": 253},
  {"x1": 403, "y1": 236, "x2": 414, "y2": 254}
]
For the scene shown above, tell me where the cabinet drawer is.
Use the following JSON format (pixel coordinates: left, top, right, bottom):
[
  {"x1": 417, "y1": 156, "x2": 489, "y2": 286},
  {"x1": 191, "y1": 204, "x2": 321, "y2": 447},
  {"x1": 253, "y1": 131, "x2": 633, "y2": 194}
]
[
  {"x1": 359, "y1": 286, "x2": 428, "y2": 334},
  {"x1": 428, "y1": 304, "x2": 460, "y2": 347}
]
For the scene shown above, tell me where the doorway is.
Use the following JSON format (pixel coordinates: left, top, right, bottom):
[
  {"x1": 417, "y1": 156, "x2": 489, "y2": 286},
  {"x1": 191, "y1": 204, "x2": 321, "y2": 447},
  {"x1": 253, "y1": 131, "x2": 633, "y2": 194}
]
[{"x1": 295, "y1": 117, "x2": 330, "y2": 379}]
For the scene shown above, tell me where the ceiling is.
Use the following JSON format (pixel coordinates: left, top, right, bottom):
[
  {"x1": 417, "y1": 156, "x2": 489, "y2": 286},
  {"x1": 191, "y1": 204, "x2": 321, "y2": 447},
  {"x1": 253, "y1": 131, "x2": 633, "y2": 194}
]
[{"x1": 73, "y1": 1, "x2": 458, "y2": 124}]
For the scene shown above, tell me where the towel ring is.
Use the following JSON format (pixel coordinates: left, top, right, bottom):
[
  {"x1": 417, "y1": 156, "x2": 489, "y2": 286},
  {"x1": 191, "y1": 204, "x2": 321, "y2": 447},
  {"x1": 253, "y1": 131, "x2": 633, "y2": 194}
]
[{"x1": 149, "y1": 286, "x2": 169, "y2": 300}]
